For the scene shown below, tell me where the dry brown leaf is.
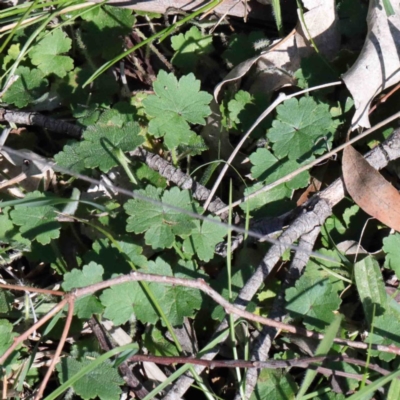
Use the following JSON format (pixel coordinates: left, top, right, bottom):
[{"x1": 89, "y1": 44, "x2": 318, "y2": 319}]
[
  {"x1": 214, "y1": 0, "x2": 339, "y2": 100},
  {"x1": 342, "y1": 0, "x2": 400, "y2": 130},
  {"x1": 109, "y1": 0, "x2": 280, "y2": 21},
  {"x1": 342, "y1": 145, "x2": 400, "y2": 232}
]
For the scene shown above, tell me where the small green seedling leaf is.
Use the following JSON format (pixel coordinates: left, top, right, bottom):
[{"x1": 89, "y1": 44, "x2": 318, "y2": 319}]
[
  {"x1": 267, "y1": 97, "x2": 335, "y2": 161},
  {"x1": 171, "y1": 26, "x2": 213, "y2": 71},
  {"x1": 143, "y1": 71, "x2": 212, "y2": 149}
]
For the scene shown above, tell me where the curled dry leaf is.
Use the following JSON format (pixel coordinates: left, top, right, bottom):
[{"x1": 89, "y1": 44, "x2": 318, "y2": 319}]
[
  {"x1": 342, "y1": 0, "x2": 400, "y2": 130},
  {"x1": 114, "y1": 0, "x2": 280, "y2": 21},
  {"x1": 214, "y1": 0, "x2": 339, "y2": 100},
  {"x1": 342, "y1": 144, "x2": 400, "y2": 232}
]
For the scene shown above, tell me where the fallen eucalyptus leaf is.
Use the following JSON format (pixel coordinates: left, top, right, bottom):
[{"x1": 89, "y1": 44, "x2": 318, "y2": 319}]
[
  {"x1": 342, "y1": 145, "x2": 400, "y2": 232},
  {"x1": 342, "y1": 0, "x2": 400, "y2": 129}
]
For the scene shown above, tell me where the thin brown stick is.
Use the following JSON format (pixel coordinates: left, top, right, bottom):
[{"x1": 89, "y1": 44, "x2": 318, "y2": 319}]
[
  {"x1": 0, "y1": 282, "x2": 64, "y2": 296},
  {"x1": 127, "y1": 353, "x2": 391, "y2": 377},
  {"x1": 369, "y1": 82, "x2": 400, "y2": 114},
  {"x1": 35, "y1": 298, "x2": 75, "y2": 400},
  {"x1": 3, "y1": 272, "x2": 400, "y2": 361}
]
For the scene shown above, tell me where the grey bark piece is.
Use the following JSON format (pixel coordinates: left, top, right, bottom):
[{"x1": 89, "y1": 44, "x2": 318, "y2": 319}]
[
  {"x1": 0, "y1": 108, "x2": 82, "y2": 138},
  {"x1": 342, "y1": 0, "x2": 400, "y2": 129}
]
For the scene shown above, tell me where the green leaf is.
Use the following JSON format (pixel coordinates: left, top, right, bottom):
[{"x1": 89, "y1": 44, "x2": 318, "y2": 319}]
[
  {"x1": 58, "y1": 66, "x2": 119, "y2": 107},
  {"x1": 355, "y1": 257, "x2": 400, "y2": 360},
  {"x1": 81, "y1": 4, "x2": 135, "y2": 29},
  {"x1": 0, "y1": 319, "x2": 20, "y2": 373},
  {"x1": 125, "y1": 186, "x2": 196, "y2": 249},
  {"x1": 3, "y1": 66, "x2": 48, "y2": 108},
  {"x1": 249, "y1": 148, "x2": 310, "y2": 189},
  {"x1": 354, "y1": 256, "x2": 387, "y2": 325},
  {"x1": 0, "y1": 211, "x2": 31, "y2": 251},
  {"x1": 383, "y1": 0, "x2": 395, "y2": 16},
  {"x1": 1, "y1": 43, "x2": 21, "y2": 69},
  {"x1": 285, "y1": 259, "x2": 342, "y2": 331},
  {"x1": 267, "y1": 97, "x2": 335, "y2": 161},
  {"x1": 100, "y1": 279, "x2": 160, "y2": 326},
  {"x1": 0, "y1": 213, "x2": 15, "y2": 240},
  {"x1": 297, "y1": 314, "x2": 343, "y2": 399},
  {"x1": 0, "y1": 319, "x2": 17, "y2": 359},
  {"x1": 80, "y1": 6, "x2": 135, "y2": 59},
  {"x1": 171, "y1": 26, "x2": 213, "y2": 71},
  {"x1": 62, "y1": 262, "x2": 104, "y2": 319},
  {"x1": 368, "y1": 310, "x2": 400, "y2": 362},
  {"x1": 388, "y1": 376, "x2": 400, "y2": 400},
  {"x1": 0, "y1": 290, "x2": 13, "y2": 314},
  {"x1": 84, "y1": 239, "x2": 147, "y2": 279},
  {"x1": 144, "y1": 326, "x2": 180, "y2": 356},
  {"x1": 294, "y1": 54, "x2": 339, "y2": 89},
  {"x1": 240, "y1": 181, "x2": 293, "y2": 213},
  {"x1": 10, "y1": 192, "x2": 61, "y2": 245},
  {"x1": 77, "y1": 121, "x2": 144, "y2": 173},
  {"x1": 250, "y1": 369, "x2": 297, "y2": 400},
  {"x1": 183, "y1": 217, "x2": 227, "y2": 262},
  {"x1": 30, "y1": 29, "x2": 73, "y2": 78},
  {"x1": 227, "y1": 90, "x2": 254, "y2": 128},
  {"x1": 56, "y1": 352, "x2": 124, "y2": 400},
  {"x1": 54, "y1": 142, "x2": 87, "y2": 174},
  {"x1": 100, "y1": 258, "x2": 202, "y2": 326},
  {"x1": 223, "y1": 31, "x2": 267, "y2": 66},
  {"x1": 346, "y1": 368, "x2": 400, "y2": 400},
  {"x1": 222, "y1": 90, "x2": 271, "y2": 136},
  {"x1": 142, "y1": 71, "x2": 212, "y2": 149},
  {"x1": 383, "y1": 233, "x2": 400, "y2": 277},
  {"x1": 305, "y1": 249, "x2": 346, "y2": 294},
  {"x1": 159, "y1": 259, "x2": 203, "y2": 326}
]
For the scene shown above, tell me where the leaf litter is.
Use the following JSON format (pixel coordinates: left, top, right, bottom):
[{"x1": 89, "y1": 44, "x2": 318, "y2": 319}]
[{"x1": 3, "y1": 1, "x2": 400, "y2": 399}]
